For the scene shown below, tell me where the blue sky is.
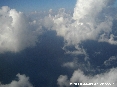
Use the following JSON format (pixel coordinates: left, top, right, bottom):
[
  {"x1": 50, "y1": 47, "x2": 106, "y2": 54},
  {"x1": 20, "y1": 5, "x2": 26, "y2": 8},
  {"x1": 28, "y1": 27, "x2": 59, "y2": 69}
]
[
  {"x1": 0, "y1": 0, "x2": 116, "y2": 12},
  {"x1": 0, "y1": 0, "x2": 77, "y2": 12}
]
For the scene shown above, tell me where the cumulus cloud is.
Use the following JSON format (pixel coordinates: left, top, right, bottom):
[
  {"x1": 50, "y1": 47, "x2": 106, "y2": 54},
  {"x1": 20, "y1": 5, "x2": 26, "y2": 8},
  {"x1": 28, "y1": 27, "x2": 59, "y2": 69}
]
[
  {"x1": 56, "y1": 1, "x2": 117, "y2": 86},
  {"x1": 57, "y1": 75, "x2": 70, "y2": 87},
  {"x1": 0, "y1": 74, "x2": 33, "y2": 87},
  {"x1": 43, "y1": 0, "x2": 117, "y2": 54},
  {"x1": 0, "y1": 6, "x2": 42, "y2": 53},
  {"x1": 57, "y1": 68, "x2": 117, "y2": 87},
  {"x1": 1, "y1": 0, "x2": 116, "y2": 54}
]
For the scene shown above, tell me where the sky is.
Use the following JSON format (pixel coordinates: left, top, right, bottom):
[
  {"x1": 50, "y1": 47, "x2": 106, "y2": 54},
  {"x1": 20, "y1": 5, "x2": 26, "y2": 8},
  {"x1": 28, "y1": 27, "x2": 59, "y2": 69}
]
[
  {"x1": 115, "y1": 0, "x2": 117, "y2": 6},
  {"x1": 0, "y1": 0, "x2": 117, "y2": 87},
  {"x1": 0, "y1": 0, "x2": 77, "y2": 12}
]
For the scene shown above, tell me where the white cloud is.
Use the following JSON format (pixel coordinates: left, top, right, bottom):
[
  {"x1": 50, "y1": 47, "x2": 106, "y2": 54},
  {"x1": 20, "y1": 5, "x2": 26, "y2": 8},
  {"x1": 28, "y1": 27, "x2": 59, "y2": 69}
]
[
  {"x1": 63, "y1": 61, "x2": 78, "y2": 69},
  {"x1": 57, "y1": 68, "x2": 117, "y2": 87},
  {"x1": 99, "y1": 34, "x2": 117, "y2": 45},
  {"x1": 44, "y1": 0, "x2": 117, "y2": 54},
  {"x1": 0, "y1": 6, "x2": 42, "y2": 53},
  {"x1": 57, "y1": 75, "x2": 69, "y2": 87},
  {"x1": 1, "y1": 0, "x2": 116, "y2": 54},
  {"x1": 55, "y1": 1, "x2": 117, "y2": 87},
  {"x1": 0, "y1": 74, "x2": 33, "y2": 87},
  {"x1": 62, "y1": 57, "x2": 91, "y2": 73}
]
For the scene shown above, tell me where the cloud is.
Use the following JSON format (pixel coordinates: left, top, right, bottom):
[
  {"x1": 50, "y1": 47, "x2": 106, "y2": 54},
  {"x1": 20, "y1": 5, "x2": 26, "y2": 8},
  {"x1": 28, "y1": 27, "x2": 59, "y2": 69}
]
[
  {"x1": 99, "y1": 34, "x2": 117, "y2": 45},
  {"x1": 56, "y1": 1, "x2": 117, "y2": 86},
  {"x1": 57, "y1": 75, "x2": 70, "y2": 87},
  {"x1": 62, "y1": 57, "x2": 90, "y2": 70},
  {"x1": 0, "y1": 6, "x2": 42, "y2": 53},
  {"x1": 57, "y1": 68, "x2": 117, "y2": 87},
  {"x1": 0, "y1": 74, "x2": 33, "y2": 87},
  {"x1": 63, "y1": 61, "x2": 78, "y2": 69},
  {"x1": 0, "y1": 0, "x2": 116, "y2": 54},
  {"x1": 104, "y1": 56, "x2": 117, "y2": 66},
  {"x1": 1, "y1": 0, "x2": 116, "y2": 54},
  {"x1": 43, "y1": 0, "x2": 117, "y2": 54}
]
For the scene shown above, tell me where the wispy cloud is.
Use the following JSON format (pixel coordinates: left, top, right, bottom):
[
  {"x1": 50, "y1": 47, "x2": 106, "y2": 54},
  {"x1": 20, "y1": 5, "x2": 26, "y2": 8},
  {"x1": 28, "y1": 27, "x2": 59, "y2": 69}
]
[{"x1": 104, "y1": 56, "x2": 117, "y2": 66}]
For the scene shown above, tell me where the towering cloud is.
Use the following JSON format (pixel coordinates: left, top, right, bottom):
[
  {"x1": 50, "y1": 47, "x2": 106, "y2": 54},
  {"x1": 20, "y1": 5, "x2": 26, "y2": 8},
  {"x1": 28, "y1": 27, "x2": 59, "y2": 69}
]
[
  {"x1": 47, "y1": 0, "x2": 117, "y2": 54},
  {"x1": 0, "y1": 6, "x2": 41, "y2": 53}
]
